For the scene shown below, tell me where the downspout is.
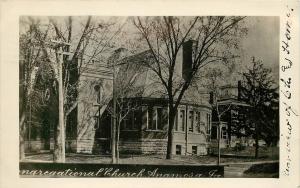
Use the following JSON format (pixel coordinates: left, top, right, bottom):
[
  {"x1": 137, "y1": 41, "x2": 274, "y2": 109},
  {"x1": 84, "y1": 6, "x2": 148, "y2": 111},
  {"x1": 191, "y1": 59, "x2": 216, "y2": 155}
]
[{"x1": 185, "y1": 105, "x2": 188, "y2": 155}]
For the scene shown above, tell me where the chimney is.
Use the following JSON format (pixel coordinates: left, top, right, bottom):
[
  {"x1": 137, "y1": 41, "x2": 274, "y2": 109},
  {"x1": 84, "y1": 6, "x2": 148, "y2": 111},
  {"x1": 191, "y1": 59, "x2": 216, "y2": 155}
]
[
  {"x1": 182, "y1": 40, "x2": 194, "y2": 80},
  {"x1": 237, "y1": 80, "x2": 242, "y2": 100},
  {"x1": 209, "y1": 92, "x2": 214, "y2": 104}
]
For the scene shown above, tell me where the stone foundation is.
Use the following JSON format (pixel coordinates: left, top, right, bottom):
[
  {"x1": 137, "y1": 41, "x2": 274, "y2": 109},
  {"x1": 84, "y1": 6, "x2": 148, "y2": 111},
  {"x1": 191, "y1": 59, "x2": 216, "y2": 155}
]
[
  {"x1": 118, "y1": 139, "x2": 208, "y2": 155},
  {"x1": 76, "y1": 139, "x2": 95, "y2": 154},
  {"x1": 118, "y1": 139, "x2": 167, "y2": 154}
]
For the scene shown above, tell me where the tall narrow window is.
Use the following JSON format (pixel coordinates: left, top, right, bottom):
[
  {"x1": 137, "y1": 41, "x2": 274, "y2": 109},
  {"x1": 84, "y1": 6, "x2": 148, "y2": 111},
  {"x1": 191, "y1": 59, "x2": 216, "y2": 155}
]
[
  {"x1": 133, "y1": 109, "x2": 139, "y2": 130},
  {"x1": 157, "y1": 108, "x2": 163, "y2": 130},
  {"x1": 179, "y1": 110, "x2": 185, "y2": 132},
  {"x1": 206, "y1": 113, "x2": 211, "y2": 134},
  {"x1": 174, "y1": 110, "x2": 178, "y2": 131},
  {"x1": 188, "y1": 111, "x2": 194, "y2": 132},
  {"x1": 176, "y1": 145, "x2": 182, "y2": 155},
  {"x1": 211, "y1": 125, "x2": 217, "y2": 139},
  {"x1": 127, "y1": 111, "x2": 134, "y2": 130},
  {"x1": 147, "y1": 107, "x2": 153, "y2": 130},
  {"x1": 152, "y1": 108, "x2": 157, "y2": 129},
  {"x1": 94, "y1": 84, "x2": 102, "y2": 104},
  {"x1": 192, "y1": 146, "x2": 197, "y2": 155},
  {"x1": 147, "y1": 106, "x2": 157, "y2": 130},
  {"x1": 222, "y1": 127, "x2": 227, "y2": 139},
  {"x1": 162, "y1": 108, "x2": 168, "y2": 130},
  {"x1": 196, "y1": 111, "x2": 201, "y2": 133},
  {"x1": 121, "y1": 111, "x2": 129, "y2": 130}
]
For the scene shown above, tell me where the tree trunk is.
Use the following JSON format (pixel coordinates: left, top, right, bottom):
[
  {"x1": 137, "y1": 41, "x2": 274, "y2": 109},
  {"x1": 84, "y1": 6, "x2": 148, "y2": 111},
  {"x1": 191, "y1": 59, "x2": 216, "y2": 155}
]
[
  {"x1": 19, "y1": 59, "x2": 26, "y2": 161},
  {"x1": 116, "y1": 116, "x2": 121, "y2": 164},
  {"x1": 19, "y1": 112, "x2": 26, "y2": 161},
  {"x1": 254, "y1": 123, "x2": 259, "y2": 159},
  {"x1": 217, "y1": 121, "x2": 221, "y2": 165},
  {"x1": 166, "y1": 107, "x2": 176, "y2": 159},
  {"x1": 111, "y1": 67, "x2": 117, "y2": 164}
]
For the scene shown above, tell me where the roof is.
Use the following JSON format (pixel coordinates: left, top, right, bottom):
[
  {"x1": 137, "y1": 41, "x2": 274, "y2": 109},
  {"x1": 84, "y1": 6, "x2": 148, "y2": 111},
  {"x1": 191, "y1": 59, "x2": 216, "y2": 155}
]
[
  {"x1": 218, "y1": 98, "x2": 250, "y2": 107},
  {"x1": 114, "y1": 49, "x2": 211, "y2": 107}
]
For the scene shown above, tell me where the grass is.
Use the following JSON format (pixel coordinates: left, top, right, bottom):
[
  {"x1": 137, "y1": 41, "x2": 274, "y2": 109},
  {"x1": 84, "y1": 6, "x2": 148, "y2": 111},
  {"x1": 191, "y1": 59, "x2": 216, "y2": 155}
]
[
  {"x1": 210, "y1": 146, "x2": 279, "y2": 160},
  {"x1": 243, "y1": 162, "x2": 279, "y2": 178},
  {"x1": 23, "y1": 151, "x2": 278, "y2": 165}
]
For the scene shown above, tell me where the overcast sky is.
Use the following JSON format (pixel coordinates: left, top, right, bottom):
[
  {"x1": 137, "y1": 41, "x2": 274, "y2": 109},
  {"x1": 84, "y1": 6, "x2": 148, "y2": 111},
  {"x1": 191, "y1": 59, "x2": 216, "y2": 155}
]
[
  {"x1": 20, "y1": 16, "x2": 280, "y2": 83},
  {"x1": 240, "y1": 16, "x2": 279, "y2": 81}
]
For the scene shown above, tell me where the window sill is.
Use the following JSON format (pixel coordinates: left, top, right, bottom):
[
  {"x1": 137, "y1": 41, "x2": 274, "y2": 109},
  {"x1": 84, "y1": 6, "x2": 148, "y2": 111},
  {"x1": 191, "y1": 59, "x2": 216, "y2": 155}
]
[
  {"x1": 173, "y1": 131, "x2": 185, "y2": 134},
  {"x1": 145, "y1": 129, "x2": 165, "y2": 132},
  {"x1": 188, "y1": 132, "x2": 203, "y2": 135},
  {"x1": 121, "y1": 129, "x2": 139, "y2": 132},
  {"x1": 173, "y1": 131, "x2": 203, "y2": 135}
]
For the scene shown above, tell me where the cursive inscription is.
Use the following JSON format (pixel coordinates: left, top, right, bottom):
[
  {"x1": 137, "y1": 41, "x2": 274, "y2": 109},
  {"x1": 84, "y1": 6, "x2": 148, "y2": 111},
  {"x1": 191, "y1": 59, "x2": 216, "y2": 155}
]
[
  {"x1": 280, "y1": 5, "x2": 298, "y2": 177},
  {"x1": 20, "y1": 167, "x2": 223, "y2": 178}
]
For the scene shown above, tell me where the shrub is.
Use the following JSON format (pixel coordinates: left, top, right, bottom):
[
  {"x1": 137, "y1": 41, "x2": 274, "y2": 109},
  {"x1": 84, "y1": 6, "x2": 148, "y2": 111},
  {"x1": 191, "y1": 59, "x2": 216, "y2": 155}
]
[{"x1": 234, "y1": 143, "x2": 246, "y2": 151}]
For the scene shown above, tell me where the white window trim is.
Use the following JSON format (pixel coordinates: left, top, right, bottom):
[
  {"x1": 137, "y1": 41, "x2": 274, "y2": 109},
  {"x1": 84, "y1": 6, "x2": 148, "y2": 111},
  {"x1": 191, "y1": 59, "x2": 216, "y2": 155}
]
[
  {"x1": 188, "y1": 110, "x2": 194, "y2": 132},
  {"x1": 156, "y1": 107, "x2": 163, "y2": 130},
  {"x1": 221, "y1": 126, "x2": 227, "y2": 139},
  {"x1": 196, "y1": 111, "x2": 201, "y2": 133},
  {"x1": 146, "y1": 106, "x2": 160, "y2": 131},
  {"x1": 192, "y1": 145, "x2": 198, "y2": 155},
  {"x1": 146, "y1": 106, "x2": 149, "y2": 130},
  {"x1": 176, "y1": 145, "x2": 182, "y2": 155},
  {"x1": 177, "y1": 108, "x2": 185, "y2": 132}
]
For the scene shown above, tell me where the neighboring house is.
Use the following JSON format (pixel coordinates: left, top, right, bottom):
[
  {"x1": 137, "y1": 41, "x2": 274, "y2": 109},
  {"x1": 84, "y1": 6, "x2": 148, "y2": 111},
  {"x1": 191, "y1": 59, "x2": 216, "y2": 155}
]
[
  {"x1": 211, "y1": 121, "x2": 229, "y2": 148},
  {"x1": 210, "y1": 82, "x2": 268, "y2": 148}
]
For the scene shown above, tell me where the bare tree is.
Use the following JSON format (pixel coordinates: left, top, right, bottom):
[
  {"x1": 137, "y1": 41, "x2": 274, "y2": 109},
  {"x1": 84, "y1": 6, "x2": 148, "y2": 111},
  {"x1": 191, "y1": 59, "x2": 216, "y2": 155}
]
[
  {"x1": 105, "y1": 49, "x2": 145, "y2": 163},
  {"x1": 203, "y1": 68, "x2": 232, "y2": 165},
  {"x1": 19, "y1": 18, "x2": 52, "y2": 160},
  {"x1": 133, "y1": 16, "x2": 246, "y2": 159},
  {"x1": 20, "y1": 16, "x2": 124, "y2": 162},
  {"x1": 51, "y1": 17, "x2": 127, "y2": 162}
]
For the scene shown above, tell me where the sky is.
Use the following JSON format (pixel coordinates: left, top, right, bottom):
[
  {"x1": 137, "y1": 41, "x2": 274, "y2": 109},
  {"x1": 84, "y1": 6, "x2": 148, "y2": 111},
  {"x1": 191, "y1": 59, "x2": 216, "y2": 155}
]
[
  {"x1": 240, "y1": 16, "x2": 279, "y2": 82},
  {"x1": 20, "y1": 16, "x2": 280, "y2": 84}
]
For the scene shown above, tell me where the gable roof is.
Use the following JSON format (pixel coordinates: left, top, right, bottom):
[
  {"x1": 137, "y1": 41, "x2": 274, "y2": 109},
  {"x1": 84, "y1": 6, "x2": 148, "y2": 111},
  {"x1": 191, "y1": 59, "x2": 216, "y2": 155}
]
[{"x1": 113, "y1": 49, "x2": 211, "y2": 107}]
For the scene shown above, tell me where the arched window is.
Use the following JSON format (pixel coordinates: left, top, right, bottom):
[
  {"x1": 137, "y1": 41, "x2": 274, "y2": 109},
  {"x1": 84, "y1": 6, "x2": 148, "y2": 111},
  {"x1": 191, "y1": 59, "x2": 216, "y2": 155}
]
[{"x1": 94, "y1": 84, "x2": 102, "y2": 104}]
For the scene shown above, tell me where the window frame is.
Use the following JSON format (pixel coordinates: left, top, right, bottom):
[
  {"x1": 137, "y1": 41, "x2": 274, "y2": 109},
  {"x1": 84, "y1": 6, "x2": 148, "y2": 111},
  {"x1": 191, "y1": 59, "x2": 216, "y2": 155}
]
[
  {"x1": 178, "y1": 109, "x2": 185, "y2": 132},
  {"x1": 222, "y1": 127, "x2": 227, "y2": 139},
  {"x1": 192, "y1": 145, "x2": 197, "y2": 155},
  {"x1": 206, "y1": 113, "x2": 211, "y2": 135},
  {"x1": 156, "y1": 107, "x2": 164, "y2": 130},
  {"x1": 195, "y1": 111, "x2": 201, "y2": 133},
  {"x1": 147, "y1": 106, "x2": 165, "y2": 131},
  {"x1": 176, "y1": 145, "x2": 182, "y2": 155},
  {"x1": 188, "y1": 110, "x2": 194, "y2": 132}
]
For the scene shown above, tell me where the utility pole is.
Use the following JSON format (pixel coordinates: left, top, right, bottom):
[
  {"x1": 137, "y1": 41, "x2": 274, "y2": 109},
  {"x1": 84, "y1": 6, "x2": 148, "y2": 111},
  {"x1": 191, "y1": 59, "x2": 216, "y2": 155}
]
[
  {"x1": 217, "y1": 122, "x2": 221, "y2": 165},
  {"x1": 112, "y1": 62, "x2": 117, "y2": 164},
  {"x1": 51, "y1": 40, "x2": 71, "y2": 163},
  {"x1": 28, "y1": 99, "x2": 32, "y2": 152},
  {"x1": 54, "y1": 45, "x2": 65, "y2": 163},
  {"x1": 214, "y1": 92, "x2": 221, "y2": 166}
]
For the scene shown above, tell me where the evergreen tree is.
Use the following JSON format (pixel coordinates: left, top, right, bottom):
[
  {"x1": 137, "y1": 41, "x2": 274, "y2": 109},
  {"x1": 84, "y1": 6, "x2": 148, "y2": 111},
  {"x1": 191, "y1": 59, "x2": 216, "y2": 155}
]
[{"x1": 240, "y1": 57, "x2": 279, "y2": 158}]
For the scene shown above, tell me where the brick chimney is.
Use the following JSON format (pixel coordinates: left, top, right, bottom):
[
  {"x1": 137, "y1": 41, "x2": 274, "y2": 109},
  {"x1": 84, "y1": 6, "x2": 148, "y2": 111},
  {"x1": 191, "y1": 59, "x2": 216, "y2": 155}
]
[
  {"x1": 182, "y1": 40, "x2": 194, "y2": 80},
  {"x1": 237, "y1": 80, "x2": 242, "y2": 100},
  {"x1": 209, "y1": 91, "x2": 214, "y2": 104}
]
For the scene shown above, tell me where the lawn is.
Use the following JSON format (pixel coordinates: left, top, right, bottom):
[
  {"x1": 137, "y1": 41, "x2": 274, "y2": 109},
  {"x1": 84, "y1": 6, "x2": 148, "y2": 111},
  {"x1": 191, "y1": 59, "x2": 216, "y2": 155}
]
[
  {"x1": 243, "y1": 162, "x2": 279, "y2": 178},
  {"x1": 210, "y1": 146, "x2": 279, "y2": 160},
  {"x1": 23, "y1": 150, "x2": 278, "y2": 165}
]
